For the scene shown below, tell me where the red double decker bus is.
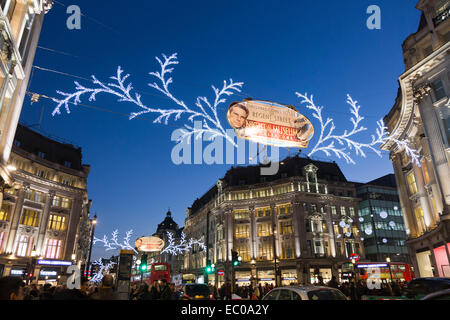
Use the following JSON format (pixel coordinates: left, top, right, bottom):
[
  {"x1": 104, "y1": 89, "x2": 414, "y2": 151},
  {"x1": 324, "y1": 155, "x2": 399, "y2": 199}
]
[
  {"x1": 142, "y1": 262, "x2": 170, "y2": 284},
  {"x1": 356, "y1": 262, "x2": 414, "y2": 282}
]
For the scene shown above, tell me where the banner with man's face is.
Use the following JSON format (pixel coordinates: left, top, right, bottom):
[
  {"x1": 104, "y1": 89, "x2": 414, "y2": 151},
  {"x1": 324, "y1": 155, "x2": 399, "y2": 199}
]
[{"x1": 227, "y1": 100, "x2": 314, "y2": 148}]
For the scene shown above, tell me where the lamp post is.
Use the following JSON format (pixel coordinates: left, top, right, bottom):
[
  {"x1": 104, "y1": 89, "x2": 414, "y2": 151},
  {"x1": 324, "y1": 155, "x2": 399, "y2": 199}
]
[
  {"x1": 386, "y1": 257, "x2": 393, "y2": 282},
  {"x1": 86, "y1": 214, "x2": 97, "y2": 278}
]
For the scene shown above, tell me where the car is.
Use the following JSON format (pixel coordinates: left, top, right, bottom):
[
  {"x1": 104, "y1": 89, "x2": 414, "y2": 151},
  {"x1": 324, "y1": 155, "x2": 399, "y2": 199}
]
[
  {"x1": 422, "y1": 288, "x2": 450, "y2": 300},
  {"x1": 262, "y1": 286, "x2": 348, "y2": 300},
  {"x1": 403, "y1": 278, "x2": 450, "y2": 300},
  {"x1": 177, "y1": 283, "x2": 212, "y2": 300}
]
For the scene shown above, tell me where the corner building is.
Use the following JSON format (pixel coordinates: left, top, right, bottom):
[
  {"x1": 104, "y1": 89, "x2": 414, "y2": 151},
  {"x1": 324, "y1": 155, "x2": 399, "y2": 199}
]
[
  {"x1": 0, "y1": 0, "x2": 52, "y2": 190},
  {"x1": 381, "y1": 0, "x2": 450, "y2": 277},
  {"x1": 182, "y1": 156, "x2": 365, "y2": 287},
  {"x1": 0, "y1": 124, "x2": 91, "y2": 281}
]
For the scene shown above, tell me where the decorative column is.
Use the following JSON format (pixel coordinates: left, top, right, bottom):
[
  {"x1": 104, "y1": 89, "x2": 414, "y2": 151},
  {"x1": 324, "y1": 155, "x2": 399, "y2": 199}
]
[
  {"x1": 36, "y1": 190, "x2": 55, "y2": 256},
  {"x1": 420, "y1": 137, "x2": 445, "y2": 217},
  {"x1": 291, "y1": 200, "x2": 302, "y2": 258},
  {"x1": 249, "y1": 206, "x2": 256, "y2": 259},
  {"x1": 391, "y1": 154, "x2": 418, "y2": 237},
  {"x1": 414, "y1": 85, "x2": 450, "y2": 212},
  {"x1": 5, "y1": 184, "x2": 27, "y2": 253},
  {"x1": 324, "y1": 202, "x2": 337, "y2": 257},
  {"x1": 413, "y1": 162, "x2": 435, "y2": 228},
  {"x1": 63, "y1": 195, "x2": 83, "y2": 261}
]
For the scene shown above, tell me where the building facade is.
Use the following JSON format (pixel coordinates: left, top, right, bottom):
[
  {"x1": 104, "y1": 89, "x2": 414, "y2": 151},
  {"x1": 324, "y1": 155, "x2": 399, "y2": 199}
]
[
  {"x1": 152, "y1": 210, "x2": 184, "y2": 276},
  {"x1": 356, "y1": 174, "x2": 410, "y2": 264},
  {"x1": 182, "y1": 156, "x2": 365, "y2": 287},
  {"x1": 0, "y1": 0, "x2": 52, "y2": 191},
  {"x1": 381, "y1": 0, "x2": 450, "y2": 278},
  {"x1": 0, "y1": 124, "x2": 91, "y2": 282}
]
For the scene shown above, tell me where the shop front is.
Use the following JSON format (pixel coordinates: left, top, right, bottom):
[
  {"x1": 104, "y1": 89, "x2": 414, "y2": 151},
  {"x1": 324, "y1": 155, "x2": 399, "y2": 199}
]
[
  {"x1": 235, "y1": 270, "x2": 251, "y2": 287},
  {"x1": 257, "y1": 269, "x2": 275, "y2": 286},
  {"x1": 310, "y1": 267, "x2": 332, "y2": 284},
  {"x1": 416, "y1": 250, "x2": 434, "y2": 277},
  {"x1": 281, "y1": 269, "x2": 297, "y2": 286},
  {"x1": 38, "y1": 268, "x2": 60, "y2": 285}
]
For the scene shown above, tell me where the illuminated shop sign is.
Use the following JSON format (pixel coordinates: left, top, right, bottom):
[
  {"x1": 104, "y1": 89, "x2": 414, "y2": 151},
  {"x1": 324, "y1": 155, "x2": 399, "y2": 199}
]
[
  {"x1": 356, "y1": 264, "x2": 388, "y2": 268},
  {"x1": 10, "y1": 269, "x2": 25, "y2": 275},
  {"x1": 40, "y1": 271, "x2": 58, "y2": 276},
  {"x1": 227, "y1": 100, "x2": 314, "y2": 148},
  {"x1": 37, "y1": 260, "x2": 72, "y2": 266}
]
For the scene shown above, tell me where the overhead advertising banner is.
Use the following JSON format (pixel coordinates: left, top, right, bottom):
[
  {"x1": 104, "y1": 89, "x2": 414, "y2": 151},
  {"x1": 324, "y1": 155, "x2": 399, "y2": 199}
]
[
  {"x1": 135, "y1": 236, "x2": 165, "y2": 252},
  {"x1": 227, "y1": 100, "x2": 314, "y2": 148}
]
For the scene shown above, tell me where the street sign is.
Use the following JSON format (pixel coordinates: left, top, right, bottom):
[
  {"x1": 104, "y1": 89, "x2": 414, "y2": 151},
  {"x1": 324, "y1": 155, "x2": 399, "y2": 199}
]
[{"x1": 218, "y1": 270, "x2": 224, "y2": 276}]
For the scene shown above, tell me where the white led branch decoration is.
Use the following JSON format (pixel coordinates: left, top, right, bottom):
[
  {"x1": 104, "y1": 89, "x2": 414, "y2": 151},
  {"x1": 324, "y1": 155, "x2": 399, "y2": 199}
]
[
  {"x1": 52, "y1": 53, "x2": 243, "y2": 146},
  {"x1": 296, "y1": 93, "x2": 420, "y2": 165}
]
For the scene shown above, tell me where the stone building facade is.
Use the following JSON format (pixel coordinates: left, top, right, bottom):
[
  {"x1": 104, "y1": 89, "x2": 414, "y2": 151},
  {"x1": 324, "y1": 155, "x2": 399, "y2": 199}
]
[
  {"x1": 0, "y1": 0, "x2": 52, "y2": 190},
  {"x1": 0, "y1": 124, "x2": 90, "y2": 282},
  {"x1": 182, "y1": 156, "x2": 365, "y2": 287},
  {"x1": 381, "y1": 0, "x2": 450, "y2": 277}
]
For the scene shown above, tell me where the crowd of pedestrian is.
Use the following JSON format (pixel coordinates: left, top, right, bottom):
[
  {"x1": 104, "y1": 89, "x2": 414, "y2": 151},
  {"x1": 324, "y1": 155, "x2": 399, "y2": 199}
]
[{"x1": 0, "y1": 274, "x2": 408, "y2": 300}]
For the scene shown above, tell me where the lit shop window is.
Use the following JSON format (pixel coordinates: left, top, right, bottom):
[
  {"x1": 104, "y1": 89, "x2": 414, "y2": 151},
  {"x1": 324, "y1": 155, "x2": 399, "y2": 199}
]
[
  {"x1": 233, "y1": 210, "x2": 249, "y2": 220},
  {"x1": 414, "y1": 206, "x2": 426, "y2": 234},
  {"x1": 349, "y1": 208, "x2": 355, "y2": 217},
  {"x1": 281, "y1": 241, "x2": 295, "y2": 259},
  {"x1": 331, "y1": 206, "x2": 337, "y2": 215},
  {"x1": 407, "y1": 172, "x2": 418, "y2": 195},
  {"x1": 277, "y1": 204, "x2": 292, "y2": 215},
  {"x1": 0, "y1": 203, "x2": 12, "y2": 222},
  {"x1": 258, "y1": 243, "x2": 273, "y2": 261},
  {"x1": 16, "y1": 235, "x2": 34, "y2": 257},
  {"x1": 53, "y1": 196, "x2": 71, "y2": 208},
  {"x1": 20, "y1": 209, "x2": 40, "y2": 227},
  {"x1": 279, "y1": 220, "x2": 293, "y2": 235},
  {"x1": 44, "y1": 239, "x2": 62, "y2": 259},
  {"x1": 257, "y1": 223, "x2": 272, "y2": 237},
  {"x1": 234, "y1": 244, "x2": 250, "y2": 262},
  {"x1": 48, "y1": 214, "x2": 67, "y2": 231},
  {"x1": 234, "y1": 224, "x2": 249, "y2": 238},
  {"x1": 256, "y1": 207, "x2": 271, "y2": 217}
]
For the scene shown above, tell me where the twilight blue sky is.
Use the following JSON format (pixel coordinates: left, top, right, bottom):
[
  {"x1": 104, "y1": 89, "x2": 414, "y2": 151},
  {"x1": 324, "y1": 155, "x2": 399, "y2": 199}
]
[{"x1": 18, "y1": 0, "x2": 421, "y2": 259}]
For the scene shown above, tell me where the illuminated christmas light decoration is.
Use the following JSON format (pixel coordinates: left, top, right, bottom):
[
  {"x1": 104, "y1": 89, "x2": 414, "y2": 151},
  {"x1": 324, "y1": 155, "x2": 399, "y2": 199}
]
[
  {"x1": 93, "y1": 230, "x2": 138, "y2": 254},
  {"x1": 295, "y1": 93, "x2": 420, "y2": 165},
  {"x1": 345, "y1": 232, "x2": 351, "y2": 237},
  {"x1": 389, "y1": 221, "x2": 396, "y2": 228},
  {"x1": 379, "y1": 211, "x2": 388, "y2": 219},
  {"x1": 160, "y1": 231, "x2": 206, "y2": 256},
  {"x1": 382, "y1": 238, "x2": 388, "y2": 244},
  {"x1": 90, "y1": 258, "x2": 116, "y2": 284},
  {"x1": 51, "y1": 53, "x2": 243, "y2": 146},
  {"x1": 50, "y1": 52, "x2": 419, "y2": 165},
  {"x1": 365, "y1": 227, "x2": 373, "y2": 235},
  {"x1": 339, "y1": 221, "x2": 346, "y2": 228},
  {"x1": 359, "y1": 217, "x2": 364, "y2": 222}
]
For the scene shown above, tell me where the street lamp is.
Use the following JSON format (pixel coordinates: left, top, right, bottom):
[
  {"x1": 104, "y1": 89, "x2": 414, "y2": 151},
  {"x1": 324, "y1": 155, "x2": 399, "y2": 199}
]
[
  {"x1": 386, "y1": 257, "x2": 393, "y2": 282},
  {"x1": 86, "y1": 214, "x2": 97, "y2": 277}
]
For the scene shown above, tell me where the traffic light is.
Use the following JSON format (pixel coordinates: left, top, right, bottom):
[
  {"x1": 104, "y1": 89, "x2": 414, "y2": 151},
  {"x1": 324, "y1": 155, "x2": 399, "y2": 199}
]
[
  {"x1": 232, "y1": 250, "x2": 240, "y2": 267},
  {"x1": 205, "y1": 260, "x2": 215, "y2": 274},
  {"x1": 140, "y1": 254, "x2": 148, "y2": 272}
]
